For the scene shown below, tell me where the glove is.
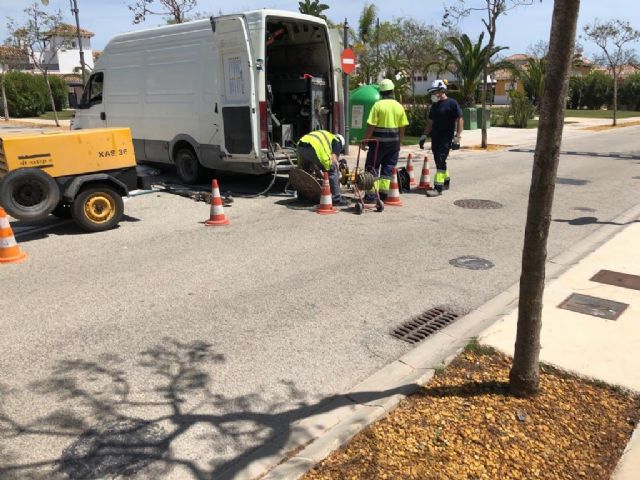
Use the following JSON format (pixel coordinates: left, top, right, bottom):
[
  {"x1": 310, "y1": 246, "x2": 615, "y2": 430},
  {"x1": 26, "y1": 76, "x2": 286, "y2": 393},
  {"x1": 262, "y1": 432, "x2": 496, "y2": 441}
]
[
  {"x1": 451, "y1": 135, "x2": 461, "y2": 150},
  {"x1": 418, "y1": 135, "x2": 427, "y2": 149}
]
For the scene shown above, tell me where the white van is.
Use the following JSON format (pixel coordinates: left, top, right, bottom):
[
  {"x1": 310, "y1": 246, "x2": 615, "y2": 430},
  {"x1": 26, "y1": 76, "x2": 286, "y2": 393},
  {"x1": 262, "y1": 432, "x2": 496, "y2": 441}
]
[{"x1": 72, "y1": 10, "x2": 344, "y2": 184}]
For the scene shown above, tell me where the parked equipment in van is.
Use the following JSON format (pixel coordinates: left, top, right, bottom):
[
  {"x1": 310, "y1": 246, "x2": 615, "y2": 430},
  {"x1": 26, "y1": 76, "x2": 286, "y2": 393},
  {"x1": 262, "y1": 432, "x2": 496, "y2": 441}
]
[{"x1": 72, "y1": 10, "x2": 345, "y2": 184}]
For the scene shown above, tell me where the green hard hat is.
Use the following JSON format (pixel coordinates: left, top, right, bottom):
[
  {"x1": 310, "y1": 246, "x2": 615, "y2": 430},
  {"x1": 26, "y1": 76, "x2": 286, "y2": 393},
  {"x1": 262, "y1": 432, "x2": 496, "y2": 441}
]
[{"x1": 378, "y1": 78, "x2": 395, "y2": 92}]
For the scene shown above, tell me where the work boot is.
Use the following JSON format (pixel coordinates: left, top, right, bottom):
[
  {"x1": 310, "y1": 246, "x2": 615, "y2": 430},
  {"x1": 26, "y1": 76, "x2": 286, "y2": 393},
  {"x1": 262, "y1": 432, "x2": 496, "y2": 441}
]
[
  {"x1": 333, "y1": 197, "x2": 351, "y2": 207},
  {"x1": 426, "y1": 188, "x2": 442, "y2": 197},
  {"x1": 444, "y1": 178, "x2": 451, "y2": 191}
]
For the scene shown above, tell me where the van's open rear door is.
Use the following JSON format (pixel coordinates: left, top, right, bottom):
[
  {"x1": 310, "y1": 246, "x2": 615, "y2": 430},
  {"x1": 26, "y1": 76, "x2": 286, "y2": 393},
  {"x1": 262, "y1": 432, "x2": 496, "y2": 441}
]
[{"x1": 210, "y1": 15, "x2": 258, "y2": 157}]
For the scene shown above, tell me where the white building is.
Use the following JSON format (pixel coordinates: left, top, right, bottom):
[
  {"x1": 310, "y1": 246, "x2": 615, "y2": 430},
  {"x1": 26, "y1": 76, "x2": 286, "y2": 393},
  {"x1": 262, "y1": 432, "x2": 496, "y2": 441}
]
[{"x1": 43, "y1": 23, "x2": 94, "y2": 74}]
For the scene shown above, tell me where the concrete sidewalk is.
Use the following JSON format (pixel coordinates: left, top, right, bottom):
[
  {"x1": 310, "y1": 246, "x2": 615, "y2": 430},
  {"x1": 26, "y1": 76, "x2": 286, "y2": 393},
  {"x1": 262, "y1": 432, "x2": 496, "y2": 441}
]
[{"x1": 480, "y1": 221, "x2": 640, "y2": 479}]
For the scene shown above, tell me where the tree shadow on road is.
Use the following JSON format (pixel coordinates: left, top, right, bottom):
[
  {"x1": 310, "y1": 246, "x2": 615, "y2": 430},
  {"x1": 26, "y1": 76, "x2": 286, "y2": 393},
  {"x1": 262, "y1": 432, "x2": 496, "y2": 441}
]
[{"x1": 0, "y1": 338, "x2": 409, "y2": 480}]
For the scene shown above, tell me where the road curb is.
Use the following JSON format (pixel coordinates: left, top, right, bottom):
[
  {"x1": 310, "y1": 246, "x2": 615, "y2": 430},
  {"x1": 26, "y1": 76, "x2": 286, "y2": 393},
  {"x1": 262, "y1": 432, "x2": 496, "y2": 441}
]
[
  {"x1": 224, "y1": 201, "x2": 640, "y2": 480},
  {"x1": 612, "y1": 422, "x2": 640, "y2": 480}
]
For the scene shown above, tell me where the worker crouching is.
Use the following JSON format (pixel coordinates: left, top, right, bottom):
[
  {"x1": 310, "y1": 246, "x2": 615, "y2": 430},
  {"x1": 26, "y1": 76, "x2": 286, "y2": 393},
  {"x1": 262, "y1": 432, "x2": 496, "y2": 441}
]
[
  {"x1": 361, "y1": 79, "x2": 409, "y2": 202},
  {"x1": 297, "y1": 131, "x2": 350, "y2": 207}
]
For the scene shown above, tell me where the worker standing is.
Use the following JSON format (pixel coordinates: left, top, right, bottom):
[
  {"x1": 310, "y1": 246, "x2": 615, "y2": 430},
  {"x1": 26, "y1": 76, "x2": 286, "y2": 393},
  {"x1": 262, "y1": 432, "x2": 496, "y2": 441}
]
[
  {"x1": 297, "y1": 130, "x2": 350, "y2": 206},
  {"x1": 361, "y1": 79, "x2": 409, "y2": 202},
  {"x1": 419, "y1": 79, "x2": 464, "y2": 197}
]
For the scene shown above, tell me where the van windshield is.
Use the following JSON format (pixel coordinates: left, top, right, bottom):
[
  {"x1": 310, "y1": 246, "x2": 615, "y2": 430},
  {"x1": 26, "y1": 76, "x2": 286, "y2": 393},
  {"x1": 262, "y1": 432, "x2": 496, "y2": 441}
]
[{"x1": 78, "y1": 72, "x2": 104, "y2": 109}]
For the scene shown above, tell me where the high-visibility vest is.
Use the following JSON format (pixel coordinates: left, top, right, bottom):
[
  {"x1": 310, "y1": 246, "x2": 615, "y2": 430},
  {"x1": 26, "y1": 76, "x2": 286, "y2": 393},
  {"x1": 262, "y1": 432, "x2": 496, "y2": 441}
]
[{"x1": 298, "y1": 130, "x2": 337, "y2": 170}]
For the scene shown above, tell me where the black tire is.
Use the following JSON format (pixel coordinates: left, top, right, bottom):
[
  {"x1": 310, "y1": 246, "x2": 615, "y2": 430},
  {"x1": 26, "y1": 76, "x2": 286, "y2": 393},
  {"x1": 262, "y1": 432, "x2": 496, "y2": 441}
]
[
  {"x1": 71, "y1": 184, "x2": 124, "y2": 232},
  {"x1": 174, "y1": 147, "x2": 204, "y2": 185},
  {"x1": 376, "y1": 200, "x2": 384, "y2": 213},
  {"x1": 0, "y1": 168, "x2": 60, "y2": 221},
  {"x1": 354, "y1": 202, "x2": 363, "y2": 215},
  {"x1": 51, "y1": 202, "x2": 72, "y2": 219}
]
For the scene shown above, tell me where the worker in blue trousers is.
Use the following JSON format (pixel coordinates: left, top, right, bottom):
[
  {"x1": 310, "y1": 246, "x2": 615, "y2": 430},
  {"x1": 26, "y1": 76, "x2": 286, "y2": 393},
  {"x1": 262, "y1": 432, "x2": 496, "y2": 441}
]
[{"x1": 361, "y1": 79, "x2": 409, "y2": 202}]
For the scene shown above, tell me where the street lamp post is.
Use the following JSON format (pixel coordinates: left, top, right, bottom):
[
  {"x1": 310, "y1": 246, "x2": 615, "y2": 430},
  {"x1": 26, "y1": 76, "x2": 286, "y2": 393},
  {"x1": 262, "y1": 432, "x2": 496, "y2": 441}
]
[{"x1": 70, "y1": 0, "x2": 87, "y2": 86}]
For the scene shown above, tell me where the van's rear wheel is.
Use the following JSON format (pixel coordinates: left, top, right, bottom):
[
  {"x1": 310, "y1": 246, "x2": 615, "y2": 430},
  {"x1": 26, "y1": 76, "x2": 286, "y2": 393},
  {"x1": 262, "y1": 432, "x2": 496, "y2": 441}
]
[
  {"x1": 175, "y1": 148, "x2": 203, "y2": 185},
  {"x1": 0, "y1": 168, "x2": 60, "y2": 221},
  {"x1": 71, "y1": 185, "x2": 124, "y2": 232}
]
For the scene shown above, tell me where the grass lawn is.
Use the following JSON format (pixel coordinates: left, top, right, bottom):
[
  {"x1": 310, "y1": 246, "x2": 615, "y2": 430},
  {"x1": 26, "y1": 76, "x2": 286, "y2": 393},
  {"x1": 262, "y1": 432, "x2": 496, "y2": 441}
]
[
  {"x1": 38, "y1": 110, "x2": 75, "y2": 120},
  {"x1": 402, "y1": 135, "x2": 420, "y2": 146},
  {"x1": 565, "y1": 109, "x2": 640, "y2": 119}
]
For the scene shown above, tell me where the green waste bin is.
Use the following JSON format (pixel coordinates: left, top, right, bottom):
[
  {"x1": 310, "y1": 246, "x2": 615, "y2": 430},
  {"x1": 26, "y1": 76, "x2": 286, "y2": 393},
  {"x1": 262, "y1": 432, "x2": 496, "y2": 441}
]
[
  {"x1": 349, "y1": 85, "x2": 380, "y2": 143},
  {"x1": 463, "y1": 107, "x2": 477, "y2": 130}
]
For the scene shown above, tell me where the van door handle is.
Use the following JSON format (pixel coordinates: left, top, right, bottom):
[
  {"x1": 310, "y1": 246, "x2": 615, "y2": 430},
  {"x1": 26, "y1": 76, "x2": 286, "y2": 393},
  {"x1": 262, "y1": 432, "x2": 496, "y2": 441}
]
[{"x1": 100, "y1": 112, "x2": 106, "y2": 120}]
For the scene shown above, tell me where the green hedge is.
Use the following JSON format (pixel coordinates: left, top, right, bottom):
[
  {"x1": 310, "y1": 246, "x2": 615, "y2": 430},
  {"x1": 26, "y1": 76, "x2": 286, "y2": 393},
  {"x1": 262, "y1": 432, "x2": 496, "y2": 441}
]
[
  {"x1": 405, "y1": 103, "x2": 430, "y2": 136},
  {"x1": 0, "y1": 71, "x2": 68, "y2": 117},
  {"x1": 619, "y1": 73, "x2": 640, "y2": 111}
]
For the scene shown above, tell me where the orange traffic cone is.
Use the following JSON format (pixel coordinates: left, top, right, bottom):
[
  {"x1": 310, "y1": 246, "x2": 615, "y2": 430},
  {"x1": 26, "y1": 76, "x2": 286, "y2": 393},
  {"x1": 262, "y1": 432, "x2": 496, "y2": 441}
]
[
  {"x1": 406, "y1": 153, "x2": 417, "y2": 189},
  {"x1": 384, "y1": 168, "x2": 403, "y2": 206},
  {"x1": 416, "y1": 155, "x2": 432, "y2": 190},
  {"x1": 316, "y1": 171, "x2": 338, "y2": 215},
  {"x1": 205, "y1": 179, "x2": 230, "y2": 226},
  {"x1": 0, "y1": 208, "x2": 27, "y2": 264}
]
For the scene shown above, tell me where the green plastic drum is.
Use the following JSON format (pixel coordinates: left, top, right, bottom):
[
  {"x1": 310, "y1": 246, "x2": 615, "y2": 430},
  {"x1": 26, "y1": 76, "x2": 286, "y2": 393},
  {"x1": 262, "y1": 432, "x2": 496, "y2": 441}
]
[{"x1": 348, "y1": 85, "x2": 380, "y2": 143}]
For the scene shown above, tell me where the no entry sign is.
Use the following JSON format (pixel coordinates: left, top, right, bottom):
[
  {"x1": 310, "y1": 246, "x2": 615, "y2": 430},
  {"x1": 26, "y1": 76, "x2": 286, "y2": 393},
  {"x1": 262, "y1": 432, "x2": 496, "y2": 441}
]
[{"x1": 340, "y1": 48, "x2": 356, "y2": 75}]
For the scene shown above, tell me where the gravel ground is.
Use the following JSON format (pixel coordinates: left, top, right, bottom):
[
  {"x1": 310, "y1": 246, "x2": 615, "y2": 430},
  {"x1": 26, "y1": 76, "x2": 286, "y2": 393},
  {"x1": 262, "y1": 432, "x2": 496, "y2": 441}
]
[{"x1": 303, "y1": 346, "x2": 640, "y2": 480}]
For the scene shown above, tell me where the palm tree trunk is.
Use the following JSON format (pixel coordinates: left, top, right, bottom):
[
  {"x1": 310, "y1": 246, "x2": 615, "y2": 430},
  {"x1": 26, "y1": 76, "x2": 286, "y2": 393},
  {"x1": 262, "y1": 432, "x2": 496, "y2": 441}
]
[
  {"x1": 509, "y1": 0, "x2": 581, "y2": 397},
  {"x1": 44, "y1": 73, "x2": 60, "y2": 127},
  {"x1": 1, "y1": 74, "x2": 9, "y2": 121}
]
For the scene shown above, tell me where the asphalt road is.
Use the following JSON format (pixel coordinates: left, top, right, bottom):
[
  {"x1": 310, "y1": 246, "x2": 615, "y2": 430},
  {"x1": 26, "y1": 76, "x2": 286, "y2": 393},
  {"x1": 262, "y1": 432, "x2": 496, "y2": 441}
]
[{"x1": 1, "y1": 126, "x2": 639, "y2": 479}]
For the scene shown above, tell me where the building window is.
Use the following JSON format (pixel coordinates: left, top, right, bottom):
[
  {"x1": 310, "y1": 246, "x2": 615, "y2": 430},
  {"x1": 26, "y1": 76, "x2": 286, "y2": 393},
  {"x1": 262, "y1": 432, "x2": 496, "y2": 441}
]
[{"x1": 71, "y1": 40, "x2": 77, "y2": 48}]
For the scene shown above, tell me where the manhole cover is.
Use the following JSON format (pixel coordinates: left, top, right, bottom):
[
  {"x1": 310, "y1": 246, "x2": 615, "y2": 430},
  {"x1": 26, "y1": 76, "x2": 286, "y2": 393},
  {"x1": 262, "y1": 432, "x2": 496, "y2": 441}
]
[
  {"x1": 391, "y1": 308, "x2": 459, "y2": 344},
  {"x1": 58, "y1": 418, "x2": 168, "y2": 479},
  {"x1": 591, "y1": 270, "x2": 640, "y2": 291},
  {"x1": 572, "y1": 207, "x2": 597, "y2": 212},
  {"x1": 454, "y1": 199, "x2": 503, "y2": 209},
  {"x1": 556, "y1": 177, "x2": 590, "y2": 185},
  {"x1": 449, "y1": 256, "x2": 494, "y2": 270},
  {"x1": 558, "y1": 293, "x2": 628, "y2": 320}
]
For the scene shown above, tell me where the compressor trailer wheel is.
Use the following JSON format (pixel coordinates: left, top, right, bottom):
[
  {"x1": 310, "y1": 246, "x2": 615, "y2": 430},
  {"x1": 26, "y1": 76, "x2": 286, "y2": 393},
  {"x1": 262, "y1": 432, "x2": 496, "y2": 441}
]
[{"x1": 71, "y1": 185, "x2": 124, "y2": 232}]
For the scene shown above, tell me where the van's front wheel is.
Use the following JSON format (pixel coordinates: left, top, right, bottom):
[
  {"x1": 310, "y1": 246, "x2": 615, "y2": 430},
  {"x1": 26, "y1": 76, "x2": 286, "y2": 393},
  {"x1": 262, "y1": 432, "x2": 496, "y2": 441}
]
[{"x1": 175, "y1": 148, "x2": 204, "y2": 185}]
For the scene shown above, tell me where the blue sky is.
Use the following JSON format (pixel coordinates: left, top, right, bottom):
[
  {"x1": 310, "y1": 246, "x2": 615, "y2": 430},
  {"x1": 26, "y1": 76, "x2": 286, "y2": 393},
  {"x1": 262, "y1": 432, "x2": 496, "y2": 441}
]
[{"x1": 1, "y1": 0, "x2": 639, "y2": 59}]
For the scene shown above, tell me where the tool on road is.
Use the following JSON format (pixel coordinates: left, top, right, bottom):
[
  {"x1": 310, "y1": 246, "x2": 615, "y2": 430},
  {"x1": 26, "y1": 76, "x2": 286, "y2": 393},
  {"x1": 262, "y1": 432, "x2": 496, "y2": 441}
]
[
  {"x1": 406, "y1": 153, "x2": 417, "y2": 189},
  {"x1": 0, "y1": 128, "x2": 148, "y2": 232},
  {"x1": 316, "y1": 171, "x2": 338, "y2": 215},
  {"x1": 205, "y1": 179, "x2": 230, "y2": 226},
  {"x1": 352, "y1": 139, "x2": 384, "y2": 215},
  {"x1": 417, "y1": 156, "x2": 432, "y2": 190},
  {"x1": 384, "y1": 168, "x2": 403, "y2": 206},
  {"x1": 0, "y1": 207, "x2": 27, "y2": 264}
]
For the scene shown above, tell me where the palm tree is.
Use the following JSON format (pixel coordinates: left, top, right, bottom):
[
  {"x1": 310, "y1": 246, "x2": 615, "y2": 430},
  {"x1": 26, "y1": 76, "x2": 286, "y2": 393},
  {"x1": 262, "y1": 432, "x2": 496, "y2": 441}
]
[
  {"x1": 350, "y1": 3, "x2": 379, "y2": 85},
  {"x1": 439, "y1": 33, "x2": 510, "y2": 108},
  {"x1": 298, "y1": 0, "x2": 330, "y2": 20},
  {"x1": 514, "y1": 57, "x2": 546, "y2": 107}
]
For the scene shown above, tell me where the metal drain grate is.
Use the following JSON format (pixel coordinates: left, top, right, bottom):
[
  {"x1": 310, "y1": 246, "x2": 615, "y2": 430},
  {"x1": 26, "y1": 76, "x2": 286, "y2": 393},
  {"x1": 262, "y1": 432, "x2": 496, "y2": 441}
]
[
  {"x1": 591, "y1": 270, "x2": 640, "y2": 291},
  {"x1": 572, "y1": 207, "x2": 597, "y2": 212},
  {"x1": 391, "y1": 308, "x2": 459, "y2": 344},
  {"x1": 454, "y1": 199, "x2": 503, "y2": 209}
]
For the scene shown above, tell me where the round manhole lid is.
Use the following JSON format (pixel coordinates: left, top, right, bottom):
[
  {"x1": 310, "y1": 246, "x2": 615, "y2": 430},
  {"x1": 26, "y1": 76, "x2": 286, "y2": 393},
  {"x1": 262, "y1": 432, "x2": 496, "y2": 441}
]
[
  {"x1": 450, "y1": 256, "x2": 495, "y2": 270},
  {"x1": 454, "y1": 199, "x2": 503, "y2": 209},
  {"x1": 59, "y1": 418, "x2": 168, "y2": 479}
]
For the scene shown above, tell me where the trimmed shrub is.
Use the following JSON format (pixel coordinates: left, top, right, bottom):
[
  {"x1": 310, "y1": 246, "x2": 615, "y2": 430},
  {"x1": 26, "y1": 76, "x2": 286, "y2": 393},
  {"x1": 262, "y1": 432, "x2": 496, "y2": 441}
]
[
  {"x1": 619, "y1": 73, "x2": 640, "y2": 110},
  {"x1": 508, "y1": 91, "x2": 535, "y2": 128},
  {"x1": 1, "y1": 71, "x2": 48, "y2": 117},
  {"x1": 48, "y1": 75, "x2": 69, "y2": 111},
  {"x1": 405, "y1": 103, "x2": 430, "y2": 136}
]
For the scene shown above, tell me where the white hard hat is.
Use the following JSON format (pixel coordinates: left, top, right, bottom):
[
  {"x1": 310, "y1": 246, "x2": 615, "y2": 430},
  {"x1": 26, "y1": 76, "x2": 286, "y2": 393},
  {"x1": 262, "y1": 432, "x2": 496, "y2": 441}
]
[
  {"x1": 335, "y1": 133, "x2": 345, "y2": 150},
  {"x1": 428, "y1": 79, "x2": 448, "y2": 93}
]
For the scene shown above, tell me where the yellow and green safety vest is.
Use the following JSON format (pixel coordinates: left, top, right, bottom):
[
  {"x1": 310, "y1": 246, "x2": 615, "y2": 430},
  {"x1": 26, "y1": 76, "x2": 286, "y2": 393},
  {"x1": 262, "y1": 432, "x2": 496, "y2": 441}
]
[{"x1": 298, "y1": 130, "x2": 337, "y2": 170}]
